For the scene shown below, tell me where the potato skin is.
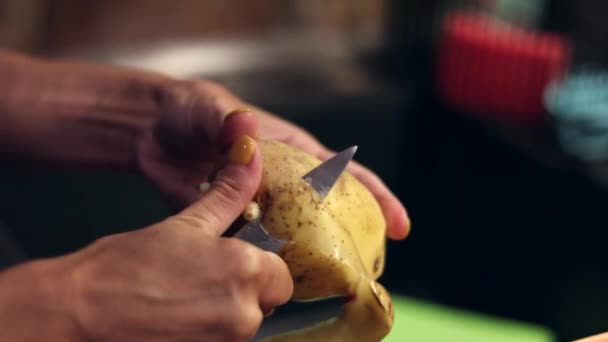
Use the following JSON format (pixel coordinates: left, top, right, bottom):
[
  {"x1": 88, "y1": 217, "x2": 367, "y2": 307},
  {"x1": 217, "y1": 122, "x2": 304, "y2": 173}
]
[
  {"x1": 255, "y1": 140, "x2": 386, "y2": 294},
  {"x1": 255, "y1": 140, "x2": 393, "y2": 342}
]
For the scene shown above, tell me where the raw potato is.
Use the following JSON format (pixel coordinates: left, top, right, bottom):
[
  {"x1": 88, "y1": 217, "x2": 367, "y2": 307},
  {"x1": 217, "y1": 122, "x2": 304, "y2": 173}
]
[{"x1": 255, "y1": 140, "x2": 393, "y2": 342}]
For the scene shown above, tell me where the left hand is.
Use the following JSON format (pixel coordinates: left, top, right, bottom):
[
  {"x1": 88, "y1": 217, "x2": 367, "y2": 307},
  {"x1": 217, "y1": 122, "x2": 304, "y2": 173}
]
[{"x1": 136, "y1": 80, "x2": 410, "y2": 240}]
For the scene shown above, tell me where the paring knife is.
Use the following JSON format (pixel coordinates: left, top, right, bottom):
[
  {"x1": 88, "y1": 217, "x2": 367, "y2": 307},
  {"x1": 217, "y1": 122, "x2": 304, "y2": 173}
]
[{"x1": 232, "y1": 145, "x2": 358, "y2": 253}]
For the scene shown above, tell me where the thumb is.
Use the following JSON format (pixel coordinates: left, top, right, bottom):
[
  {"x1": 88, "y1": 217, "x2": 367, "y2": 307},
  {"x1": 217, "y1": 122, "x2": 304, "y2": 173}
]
[{"x1": 176, "y1": 135, "x2": 262, "y2": 237}]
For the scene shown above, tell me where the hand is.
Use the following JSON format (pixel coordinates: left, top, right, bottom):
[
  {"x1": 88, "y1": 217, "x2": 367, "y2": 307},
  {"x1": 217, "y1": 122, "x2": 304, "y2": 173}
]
[
  {"x1": 0, "y1": 136, "x2": 293, "y2": 341},
  {"x1": 574, "y1": 333, "x2": 608, "y2": 342},
  {"x1": 137, "y1": 80, "x2": 411, "y2": 240}
]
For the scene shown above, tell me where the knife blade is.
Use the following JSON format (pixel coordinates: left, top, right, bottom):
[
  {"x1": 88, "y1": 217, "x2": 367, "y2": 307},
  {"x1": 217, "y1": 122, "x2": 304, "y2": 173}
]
[
  {"x1": 233, "y1": 220, "x2": 286, "y2": 254},
  {"x1": 302, "y1": 146, "x2": 358, "y2": 200},
  {"x1": 233, "y1": 145, "x2": 357, "y2": 252}
]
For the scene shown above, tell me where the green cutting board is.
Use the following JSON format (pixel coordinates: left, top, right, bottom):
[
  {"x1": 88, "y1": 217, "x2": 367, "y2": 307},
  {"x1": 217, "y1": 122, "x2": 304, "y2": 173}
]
[{"x1": 385, "y1": 295, "x2": 555, "y2": 342}]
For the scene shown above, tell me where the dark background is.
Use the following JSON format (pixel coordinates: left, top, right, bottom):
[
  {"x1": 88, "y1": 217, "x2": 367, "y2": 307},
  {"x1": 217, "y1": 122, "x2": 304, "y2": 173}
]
[{"x1": 1, "y1": 1, "x2": 608, "y2": 341}]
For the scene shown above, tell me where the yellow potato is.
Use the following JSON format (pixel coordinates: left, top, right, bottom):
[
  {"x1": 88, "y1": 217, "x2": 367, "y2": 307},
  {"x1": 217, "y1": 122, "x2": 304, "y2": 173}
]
[{"x1": 253, "y1": 140, "x2": 393, "y2": 342}]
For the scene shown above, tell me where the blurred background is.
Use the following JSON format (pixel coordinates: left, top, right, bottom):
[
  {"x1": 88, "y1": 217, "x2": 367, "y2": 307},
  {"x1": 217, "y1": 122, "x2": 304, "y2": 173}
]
[{"x1": 0, "y1": 1, "x2": 607, "y2": 341}]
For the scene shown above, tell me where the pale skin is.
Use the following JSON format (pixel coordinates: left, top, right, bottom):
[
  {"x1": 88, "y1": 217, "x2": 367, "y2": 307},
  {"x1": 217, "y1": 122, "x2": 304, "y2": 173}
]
[{"x1": 0, "y1": 50, "x2": 410, "y2": 341}]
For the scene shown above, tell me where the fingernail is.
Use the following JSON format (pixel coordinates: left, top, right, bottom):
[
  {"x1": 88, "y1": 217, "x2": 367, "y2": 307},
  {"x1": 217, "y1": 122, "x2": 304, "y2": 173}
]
[
  {"x1": 229, "y1": 135, "x2": 256, "y2": 165},
  {"x1": 403, "y1": 216, "x2": 411, "y2": 238},
  {"x1": 225, "y1": 108, "x2": 252, "y2": 119}
]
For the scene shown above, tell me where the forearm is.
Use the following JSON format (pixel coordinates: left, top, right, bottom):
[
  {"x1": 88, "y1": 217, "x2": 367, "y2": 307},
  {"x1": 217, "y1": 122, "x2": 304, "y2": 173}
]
[
  {"x1": 0, "y1": 258, "x2": 80, "y2": 341},
  {"x1": 0, "y1": 50, "x2": 172, "y2": 169}
]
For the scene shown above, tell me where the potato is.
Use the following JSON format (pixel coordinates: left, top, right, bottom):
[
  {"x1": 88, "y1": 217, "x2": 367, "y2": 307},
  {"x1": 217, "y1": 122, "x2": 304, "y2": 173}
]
[{"x1": 254, "y1": 140, "x2": 393, "y2": 342}]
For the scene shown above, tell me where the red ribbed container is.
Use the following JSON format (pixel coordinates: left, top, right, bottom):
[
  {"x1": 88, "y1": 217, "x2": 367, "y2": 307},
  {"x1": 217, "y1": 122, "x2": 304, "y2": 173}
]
[{"x1": 436, "y1": 11, "x2": 572, "y2": 125}]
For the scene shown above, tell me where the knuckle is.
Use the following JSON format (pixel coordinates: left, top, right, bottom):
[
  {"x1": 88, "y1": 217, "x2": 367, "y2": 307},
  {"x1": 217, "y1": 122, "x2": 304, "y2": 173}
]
[
  {"x1": 157, "y1": 80, "x2": 195, "y2": 112},
  {"x1": 227, "y1": 302, "x2": 263, "y2": 341},
  {"x1": 166, "y1": 212, "x2": 212, "y2": 231},
  {"x1": 194, "y1": 79, "x2": 229, "y2": 95},
  {"x1": 210, "y1": 295, "x2": 262, "y2": 342},
  {"x1": 222, "y1": 240, "x2": 262, "y2": 281},
  {"x1": 192, "y1": 80, "x2": 245, "y2": 119},
  {"x1": 212, "y1": 175, "x2": 247, "y2": 207}
]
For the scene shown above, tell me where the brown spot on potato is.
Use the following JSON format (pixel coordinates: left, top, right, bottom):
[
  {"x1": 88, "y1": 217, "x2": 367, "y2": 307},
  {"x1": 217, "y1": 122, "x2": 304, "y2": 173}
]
[
  {"x1": 294, "y1": 274, "x2": 307, "y2": 284},
  {"x1": 279, "y1": 202, "x2": 292, "y2": 211},
  {"x1": 373, "y1": 256, "x2": 382, "y2": 273}
]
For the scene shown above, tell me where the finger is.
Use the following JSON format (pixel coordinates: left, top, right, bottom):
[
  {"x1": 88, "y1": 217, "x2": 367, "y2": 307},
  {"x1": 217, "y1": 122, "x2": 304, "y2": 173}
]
[
  {"x1": 202, "y1": 109, "x2": 259, "y2": 193},
  {"x1": 178, "y1": 135, "x2": 262, "y2": 237},
  {"x1": 217, "y1": 109, "x2": 259, "y2": 152},
  {"x1": 154, "y1": 82, "x2": 221, "y2": 159},
  {"x1": 160, "y1": 109, "x2": 259, "y2": 207},
  {"x1": 574, "y1": 333, "x2": 608, "y2": 342},
  {"x1": 187, "y1": 80, "x2": 256, "y2": 143},
  {"x1": 156, "y1": 81, "x2": 248, "y2": 159},
  {"x1": 348, "y1": 161, "x2": 411, "y2": 240},
  {"x1": 317, "y1": 148, "x2": 411, "y2": 240},
  {"x1": 257, "y1": 251, "x2": 294, "y2": 313}
]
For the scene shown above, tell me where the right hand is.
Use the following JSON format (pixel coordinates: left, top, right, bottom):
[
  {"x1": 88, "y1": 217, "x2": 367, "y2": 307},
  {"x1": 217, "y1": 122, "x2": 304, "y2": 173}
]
[
  {"x1": 0, "y1": 133, "x2": 293, "y2": 342},
  {"x1": 71, "y1": 134, "x2": 293, "y2": 341}
]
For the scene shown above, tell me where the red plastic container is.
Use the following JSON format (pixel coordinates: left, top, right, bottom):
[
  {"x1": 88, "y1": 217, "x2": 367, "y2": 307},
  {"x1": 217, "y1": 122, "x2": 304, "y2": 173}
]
[{"x1": 436, "y1": 11, "x2": 572, "y2": 125}]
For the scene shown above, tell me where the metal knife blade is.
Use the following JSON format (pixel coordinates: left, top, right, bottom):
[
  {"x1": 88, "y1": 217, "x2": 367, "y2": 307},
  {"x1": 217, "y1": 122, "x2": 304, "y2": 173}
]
[
  {"x1": 233, "y1": 220, "x2": 286, "y2": 254},
  {"x1": 302, "y1": 146, "x2": 358, "y2": 200},
  {"x1": 254, "y1": 297, "x2": 345, "y2": 341}
]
